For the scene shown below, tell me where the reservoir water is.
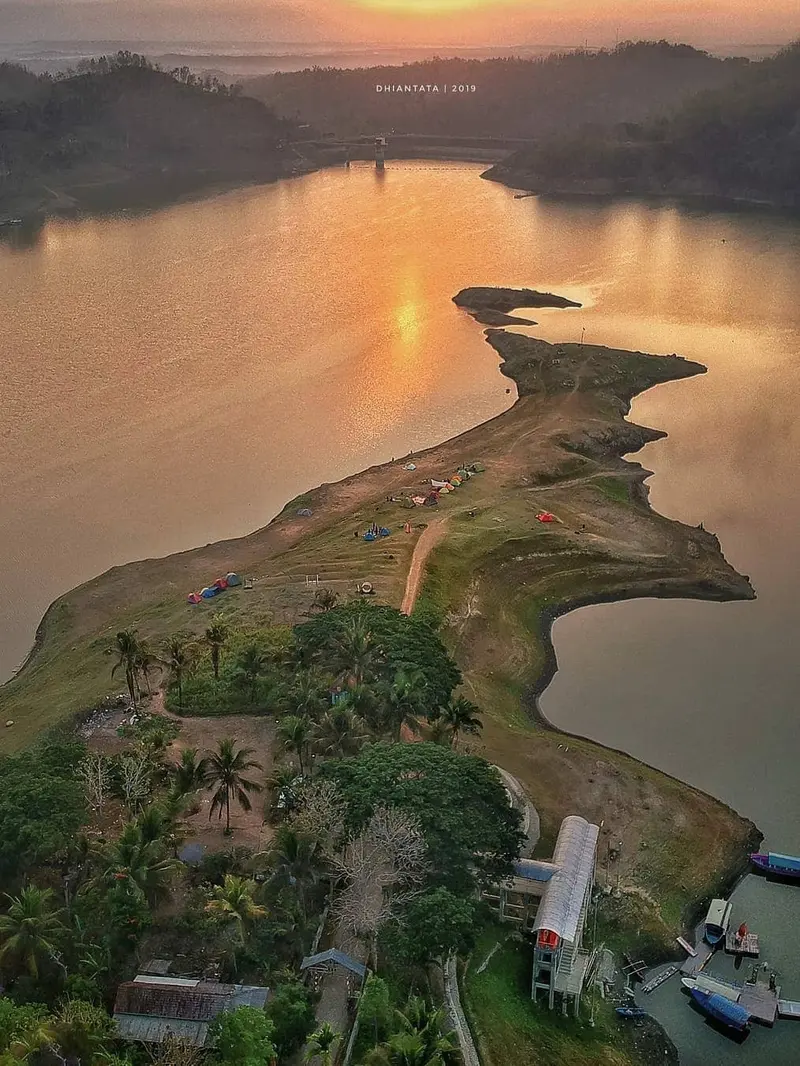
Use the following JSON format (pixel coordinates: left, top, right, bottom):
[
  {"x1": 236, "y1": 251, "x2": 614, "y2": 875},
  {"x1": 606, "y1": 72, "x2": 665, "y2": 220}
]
[{"x1": 2, "y1": 162, "x2": 800, "y2": 1063}]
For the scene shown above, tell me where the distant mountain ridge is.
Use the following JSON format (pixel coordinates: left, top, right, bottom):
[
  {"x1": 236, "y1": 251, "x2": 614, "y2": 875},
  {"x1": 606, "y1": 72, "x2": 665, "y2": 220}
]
[
  {"x1": 486, "y1": 41, "x2": 800, "y2": 207},
  {"x1": 245, "y1": 42, "x2": 748, "y2": 140},
  {"x1": 0, "y1": 51, "x2": 295, "y2": 216}
]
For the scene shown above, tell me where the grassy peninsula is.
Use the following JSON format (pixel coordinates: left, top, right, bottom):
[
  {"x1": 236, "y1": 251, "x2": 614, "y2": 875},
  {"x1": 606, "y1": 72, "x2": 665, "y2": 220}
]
[{"x1": 0, "y1": 289, "x2": 759, "y2": 1065}]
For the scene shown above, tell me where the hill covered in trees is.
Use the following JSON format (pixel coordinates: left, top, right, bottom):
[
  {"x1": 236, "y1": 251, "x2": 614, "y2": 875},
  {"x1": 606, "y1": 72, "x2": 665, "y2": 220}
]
[
  {"x1": 0, "y1": 52, "x2": 296, "y2": 216},
  {"x1": 487, "y1": 41, "x2": 800, "y2": 207},
  {"x1": 245, "y1": 42, "x2": 747, "y2": 140}
]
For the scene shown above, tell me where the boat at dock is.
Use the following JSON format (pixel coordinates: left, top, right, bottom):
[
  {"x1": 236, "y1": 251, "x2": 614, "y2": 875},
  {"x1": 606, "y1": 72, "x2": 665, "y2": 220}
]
[
  {"x1": 704, "y1": 898, "x2": 733, "y2": 944},
  {"x1": 682, "y1": 973, "x2": 743, "y2": 1003},
  {"x1": 751, "y1": 851, "x2": 800, "y2": 880},
  {"x1": 689, "y1": 989, "x2": 751, "y2": 1032}
]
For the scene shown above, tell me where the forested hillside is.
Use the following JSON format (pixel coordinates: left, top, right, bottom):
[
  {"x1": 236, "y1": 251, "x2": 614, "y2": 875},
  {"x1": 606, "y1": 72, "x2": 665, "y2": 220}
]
[
  {"x1": 487, "y1": 42, "x2": 800, "y2": 206},
  {"x1": 246, "y1": 42, "x2": 746, "y2": 139},
  {"x1": 0, "y1": 52, "x2": 295, "y2": 215}
]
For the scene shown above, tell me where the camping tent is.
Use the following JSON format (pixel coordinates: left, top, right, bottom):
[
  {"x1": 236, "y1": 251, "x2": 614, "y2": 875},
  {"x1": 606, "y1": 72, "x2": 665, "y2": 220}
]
[
  {"x1": 213, "y1": 578, "x2": 229, "y2": 590},
  {"x1": 297, "y1": 508, "x2": 313, "y2": 517},
  {"x1": 225, "y1": 573, "x2": 242, "y2": 587},
  {"x1": 187, "y1": 593, "x2": 202, "y2": 605},
  {"x1": 201, "y1": 587, "x2": 220, "y2": 599}
]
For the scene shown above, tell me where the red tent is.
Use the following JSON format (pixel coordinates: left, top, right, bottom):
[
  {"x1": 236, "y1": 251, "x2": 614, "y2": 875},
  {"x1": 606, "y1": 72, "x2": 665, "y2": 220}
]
[
  {"x1": 536, "y1": 512, "x2": 556, "y2": 524},
  {"x1": 187, "y1": 593, "x2": 202, "y2": 604},
  {"x1": 213, "y1": 578, "x2": 229, "y2": 590}
]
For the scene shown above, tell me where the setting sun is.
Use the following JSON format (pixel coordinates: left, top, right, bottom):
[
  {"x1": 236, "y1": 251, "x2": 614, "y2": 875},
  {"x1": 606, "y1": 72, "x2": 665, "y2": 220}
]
[{"x1": 354, "y1": 0, "x2": 522, "y2": 12}]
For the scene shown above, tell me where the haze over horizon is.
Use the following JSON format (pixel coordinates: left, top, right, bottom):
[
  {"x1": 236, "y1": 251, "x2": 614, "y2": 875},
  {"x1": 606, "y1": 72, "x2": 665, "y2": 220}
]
[{"x1": 0, "y1": 0, "x2": 797, "y2": 49}]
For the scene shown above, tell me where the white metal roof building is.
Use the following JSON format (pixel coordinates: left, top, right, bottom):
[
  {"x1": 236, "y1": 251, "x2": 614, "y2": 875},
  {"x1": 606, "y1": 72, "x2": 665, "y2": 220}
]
[{"x1": 531, "y1": 815, "x2": 600, "y2": 1014}]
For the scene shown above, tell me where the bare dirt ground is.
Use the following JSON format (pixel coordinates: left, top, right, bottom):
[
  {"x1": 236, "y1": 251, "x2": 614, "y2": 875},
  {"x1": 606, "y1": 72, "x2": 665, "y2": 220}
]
[{"x1": 401, "y1": 516, "x2": 448, "y2": 614}]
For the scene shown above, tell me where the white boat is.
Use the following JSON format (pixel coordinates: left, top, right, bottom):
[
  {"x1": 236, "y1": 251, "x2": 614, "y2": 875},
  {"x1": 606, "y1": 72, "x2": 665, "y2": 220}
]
[
  {"x1": 704, "y1": 898, "x2": 732, "y2": 945},
  {"x1": 681, "y1": 973, "x2": 742, "y2": 1003}
]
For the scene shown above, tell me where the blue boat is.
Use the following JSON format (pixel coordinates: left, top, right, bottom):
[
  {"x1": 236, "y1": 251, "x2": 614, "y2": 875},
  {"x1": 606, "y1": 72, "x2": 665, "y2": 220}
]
[
  {"x1": 616, "y1": 1007, "x2": 648, "y2": 1019},
  {"x1": 690, "y1": 989, "x2": 750, "y2": 1032}
]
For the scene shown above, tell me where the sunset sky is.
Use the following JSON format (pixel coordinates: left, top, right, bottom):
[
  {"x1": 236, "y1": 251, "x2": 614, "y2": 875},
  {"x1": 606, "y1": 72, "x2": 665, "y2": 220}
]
[{"x1": 0, "y1": 0, "x2": 797, "y2": 46}]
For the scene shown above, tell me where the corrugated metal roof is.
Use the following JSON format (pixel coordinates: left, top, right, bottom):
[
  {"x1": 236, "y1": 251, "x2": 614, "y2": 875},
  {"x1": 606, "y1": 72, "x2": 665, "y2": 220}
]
[
  {"x1": 114, "y1": 979, "x2": 269, "y2": 1045},
  {"x1": 115, "y1": 1015, "x2": 210, "y2": 1047},
  {"x1": 532, "y1": 816, "x2": 599, "y2": 945},
  {"x1": 300, "y1": 948, "x2": 367, "y2": 978}
]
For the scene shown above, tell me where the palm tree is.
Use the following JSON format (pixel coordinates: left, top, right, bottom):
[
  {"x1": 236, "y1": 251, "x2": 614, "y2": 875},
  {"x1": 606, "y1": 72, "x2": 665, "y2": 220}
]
[
  {"x1": 171, "y1": 747, "x2": 209, "y2": 798},
  {"x1": 233, "y1": 644, "x2": 269, "y2": 703},
  {"x1": 261, "y1": 825, "x2": 324, "y2": 919},
  {"x1": 287, "y1": 670, "x2": 328, "y2": 720},
  {"x1": 162, "y1": 636, "x2": 195, "y2": 710},
  {"x1": 331, "y1": 616, "x2": 379, "y2": 686},
  {"x1": 205, "y1": 616, "x2": 228, "y2": 680},
  {"x1": 135, "y1": 638, "x2": 161, "y2": 699},
  {"x1": 311, "y1": 706, "x2": 368, "y2": 759},
  {"x1": 304, "y1": 1023, "x2": 339, "y2": 1066},
  {"x1": 111, "y1": 628, "x2": 141, "y2": 708},
  {"x1": 204, "y1": 739, "x2": 263, "y2": 834},
  {"x1": 205, "y1": 875, "x2": 266, "y2": 945},
  {"x1": 432, "y1": 697, "x2": 483, "y2": 749},
  {"x1": 0, "y1": 886, "x2": 65, "y2": 979},
  {"x1": 277, "y1": 715, "x2": 312, "y2": 777},
  {"x1": 89, "y1": 822, "x2": 178, "y2": 906},
  {"x1": 366, "y1": 998, "x2": 459, "y2": 1066},
  {"x1": 378, "y1": 668, "x2": 427, "y2": 742}
]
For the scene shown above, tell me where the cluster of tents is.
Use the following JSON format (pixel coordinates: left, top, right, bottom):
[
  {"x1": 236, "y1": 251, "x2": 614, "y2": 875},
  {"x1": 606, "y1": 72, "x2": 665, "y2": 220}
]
[
  {"x1": 399, "y1": 462, "x2": 485, "y2": 509},
  {"x1": 187, "y1": 572, "x2": 242, "y2": 605}
]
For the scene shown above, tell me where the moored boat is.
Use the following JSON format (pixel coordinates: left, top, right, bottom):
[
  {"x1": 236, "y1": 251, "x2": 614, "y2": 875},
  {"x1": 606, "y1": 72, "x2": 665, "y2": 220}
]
[
  {"x1": 751, "y1": 852, "x2": 800, "y2": 880},
  {"x1": 616, "y1": 1006, "x2": 648, "y2": 1018},
  {"x1": 704, "y1": 898, "x2": 733, "y2": 944},
  {"x1": 689, "y1": 989, "x2": 751, "y2": 1032}
]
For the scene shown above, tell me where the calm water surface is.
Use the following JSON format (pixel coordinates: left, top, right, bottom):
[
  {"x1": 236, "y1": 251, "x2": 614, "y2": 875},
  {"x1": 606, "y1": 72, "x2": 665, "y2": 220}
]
[{"x1": 3, "y1": 163, "x2": 800, "y2": 1063}]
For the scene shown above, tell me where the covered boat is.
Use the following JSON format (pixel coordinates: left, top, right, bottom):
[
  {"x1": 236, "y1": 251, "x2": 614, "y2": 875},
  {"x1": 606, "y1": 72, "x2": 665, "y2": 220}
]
[
  {"x1": 704, "y1": 898, "x2": 732, "y2": 944},
  {"x1": 689, "y1": 989, "x2": 750, "y2": 1032},
  {"x1": 751, "y1": 852, "x2": 800, "y2": 880},
  {"x1": 616, "y1": 1006, "x2": 648, "y2": 1019}
]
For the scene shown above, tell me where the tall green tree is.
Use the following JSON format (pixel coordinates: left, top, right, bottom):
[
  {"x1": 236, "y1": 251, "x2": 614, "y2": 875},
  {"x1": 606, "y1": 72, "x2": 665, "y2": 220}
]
[
  {"x1": 265, "y1": 982, "x2": 315, "y2": 1060},
  {"x1": 171, "y1": 748, "x2": 209, "y2": 799},
  {"x1": 163, "y1": 636, "x2": 195, "y2": 710},
  {"x1": 431, "y1": 697, "x2": 483, "y2": 749},
  {"x1": 233, "y1": 645, "x2": 269, "y2": 703},
  {"x1": 204, "y1": 740, "x2": 263, "y2": 834},
  {"x1": 205, "y1": 617, "x2": 229, "y2": 681},
  {"x1": 111, "y1": 629, "x2": 141, "y2": 708},
  {"x1": 378, "y1": 668, "x2": 427, "y2": 742},
  {"x1": 0, "y1": 887, "x2": 65, "y2": 979},
  {"x1": 304, "y1": 1023, "x2": 338, "y2": 1066},
  {"x1": 89, "y1": 821, "x2": 178, "y2": 906},
  {"x1": 205, "y1": 875, "x2": 266, "y2": 946},
  {"x1": 134, "y1": 638, "x2": 161, "y2": 699},
  {"x1": 312, "y1": 706, "x2": 368, "y2": 759},
  {"x1": 210, "y1": 1006, "x2": 276, "y2": 1066},
  {"x1": 331, "y1": 616, "x2": 379, "y2": 686},
  {"x1": 277, "y1": 715, "x2": 312, "y2": 778},
  {"x1": 262, "y1": 825, "x2": 324, "y2": 919}
]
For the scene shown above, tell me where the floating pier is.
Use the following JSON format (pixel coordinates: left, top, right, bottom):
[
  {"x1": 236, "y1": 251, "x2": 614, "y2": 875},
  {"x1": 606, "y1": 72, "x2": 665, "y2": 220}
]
[
  {"x1": 739, "y1": 981, "x2": 780, "y2": 1026},
  {"x1": 641, "y1": 965, "x2": 680, "y2": 995},
  {"x1": 725, "y1": 930, "x2": 760, "y2": 956},
  {"x1": 680, "y1": 941, "x2": 714, "y2": 976}
]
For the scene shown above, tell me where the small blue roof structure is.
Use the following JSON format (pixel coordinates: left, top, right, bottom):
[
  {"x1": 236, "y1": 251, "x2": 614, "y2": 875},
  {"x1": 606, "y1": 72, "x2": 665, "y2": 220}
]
[
  {"x1": 513, "y1": 858, "x2": 558, "y2": 882},
  {"x1": 179, "y1": 842, "x2": 206, "y2": 866},
  {"x1": 300, "y1": 949, "x2": 367, "y2": 979}
]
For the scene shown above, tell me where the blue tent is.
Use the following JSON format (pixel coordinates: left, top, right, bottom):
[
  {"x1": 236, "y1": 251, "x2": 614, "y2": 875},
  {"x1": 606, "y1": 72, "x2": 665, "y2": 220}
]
[
  {"x1": 201, "y1": 586, "x2": 220, "y2": 599},
  {"x1": 363, "y1": 532, "x2": 377, "y2": 542}
]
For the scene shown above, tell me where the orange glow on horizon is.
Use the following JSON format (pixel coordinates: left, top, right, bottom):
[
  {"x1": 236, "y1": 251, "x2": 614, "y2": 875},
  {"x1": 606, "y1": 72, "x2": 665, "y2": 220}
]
[{"x1": 354, "y1": 0, "x2": 526, "y2": 14}]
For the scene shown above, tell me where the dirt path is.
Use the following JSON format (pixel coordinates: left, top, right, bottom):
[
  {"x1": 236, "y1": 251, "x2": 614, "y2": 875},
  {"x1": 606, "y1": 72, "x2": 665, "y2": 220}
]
[{"x1": 400, "y1": 517, "x2": 448, "y2": 615}]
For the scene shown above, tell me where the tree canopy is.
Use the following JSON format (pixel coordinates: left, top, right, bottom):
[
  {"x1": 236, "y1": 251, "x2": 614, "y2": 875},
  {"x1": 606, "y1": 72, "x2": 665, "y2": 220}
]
[
  {"x1": 0, "y1": 739, "x2": 87, "y2": 882},
  {"x1": 321, "y1": 742, "x2": 522, "y2": 894}
]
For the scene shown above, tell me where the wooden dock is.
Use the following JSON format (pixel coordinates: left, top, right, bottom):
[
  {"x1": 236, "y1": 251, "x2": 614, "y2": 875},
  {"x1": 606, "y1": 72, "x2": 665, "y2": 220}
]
[
  {"x1": 680, "y1": 941, "x2": 714, "y2": 976},
  {"x1": 778, "y1": 1000, "x2": 800, "y2": 1020},
  {"x1": 641, "y1": 965, "x2": 679, "y2": 995},
  {"x1": 739, "y1": 982, "x2": 780, "y2": 1026},
  {"x1": 725, "y1": 931, "x2": 760, "y2": 956}
]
